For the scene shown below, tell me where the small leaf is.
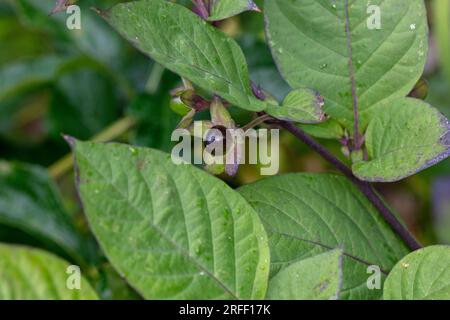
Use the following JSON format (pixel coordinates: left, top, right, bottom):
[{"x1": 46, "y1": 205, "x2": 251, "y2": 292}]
[
  {"x1": 0, "y1": 161, "x2": 95, "y2": 265},
  {"x1": 15, "y1": 0, "x2": 123, "y2": 66},
  {"x1": 208, "y1": 0, "x2": 260, "y2": 21},
  {"x1": 72, "y1": 141, "x2": 270, "y2": 299},
  {"x1": 431, "y1": 178, "x2": 450, "y2": 244},
  {"x1": 267, "y1": 87, "x2": 326, "y2": 123},
  {"x1": 105, "y1": 0, "x2": 270, "y2": 112},
  {"x1": 383, "y1": 246, "x2": 450, "y2": 300},
  {"x1": 352, "y1": 99, "x2": 450, "y2": 182},
  {"x1": 0, "y1": 244, "x2": 98, "y2": 300},
  {"x1": 266, "y1": 249, "x2": 343, "y2": 300},
  {"x1": 239, "y1": 173, "x2": 410, "y2": 300}
]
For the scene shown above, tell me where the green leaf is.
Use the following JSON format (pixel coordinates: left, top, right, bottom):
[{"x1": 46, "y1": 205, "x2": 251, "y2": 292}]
[
  {"x1": 352, "y1": 99, "x2": 450, "y2": 182},
  {"x1": 208, "y1": 0, "x2": 260, "y2": 21},
  {"x1": 266, "y1": 249, "x2": 343, "y2": 300},
  {"x1": 383, "y1": 245, "x2": 450, "y2": 300},
  {"x1": 72, "y1": 140, "x2": 270, "y2": 299},
  {"x1": 239, "y1": 173, "x2": 410, "y2": 300},
  {"x1": 0, "y1": 56, "x2": 64, "y2": 101},
  {"x1": 0, "y1": 243, "x2": 98, "y2": 300},
  {"x1": 267, "y1": 87, "x2": 326, "y2": 123},
  {"x1": 105, "y1": 0, "x2": 269, "y2": 112},
  {"x1": 48, "y1": 69, "x2": 121, "y2": 139},
  {"x1": 297, "y1": 119, "x2": 344, "y2": 140},
  {"x1": 265, "y1": 0, "x2": 428, "y2": 131},
  {"x1": 0, "y1": 161, "x2": 95, "y2": 265}
]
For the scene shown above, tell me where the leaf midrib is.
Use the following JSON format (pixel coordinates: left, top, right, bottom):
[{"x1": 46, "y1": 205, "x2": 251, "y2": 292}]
[{"x1": 75, "y1": 150, "x2": 239, "y2": 299}]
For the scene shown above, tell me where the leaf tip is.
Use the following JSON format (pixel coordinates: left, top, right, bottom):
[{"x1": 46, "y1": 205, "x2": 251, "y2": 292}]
[{"x1": 62, "y1": 134, "x2": 77, "y2": 149}]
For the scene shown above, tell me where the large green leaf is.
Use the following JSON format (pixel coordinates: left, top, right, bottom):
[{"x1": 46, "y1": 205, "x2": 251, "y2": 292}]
[
  {"x1": 266, "y1": 249, "x2": 343, "y2": 300},
  {"x1": 105, "y1": 0, "x2": 269, "y2": 112},
  {"x1": 208, "y1": 0, "x2": 260, "y2": 21},
  {"x1": 72, "y1": 140, "x2": 270, "y2": 299},
  {"x1": 352, "y1": 99, "x2": 450, "y2": 182},
  {"x1": 0, "y1": 161, "x2": 94, "y2": 265},
  {"x1": 264, "y1": 0, "x2": 428, "y2": 130},
  {"x1": 383, "y1": 245, "x2": 450, "y2": 300},
  {"x1": 239, "y1": 173, "x2": 410, "y2": 299},
  {"x1": 0, "y1": 243, "x2": 98, "y2": 300}
]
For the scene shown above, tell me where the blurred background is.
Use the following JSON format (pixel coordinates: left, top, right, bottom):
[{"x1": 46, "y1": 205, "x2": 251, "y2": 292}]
[{"x1": 0, "y1": 0, "x2": 449, "y2": 298}]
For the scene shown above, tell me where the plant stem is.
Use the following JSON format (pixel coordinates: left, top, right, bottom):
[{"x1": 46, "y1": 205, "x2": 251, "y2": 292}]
[
  {"x1": 48, "y1": 116, "x2": 137, "y2": 179},
  {"x1": 278, "y1": 120, "x2": 422, "y2": 251},
  {"x1": 192, "y1": 0, "x2": 209, "y2": 19}
]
